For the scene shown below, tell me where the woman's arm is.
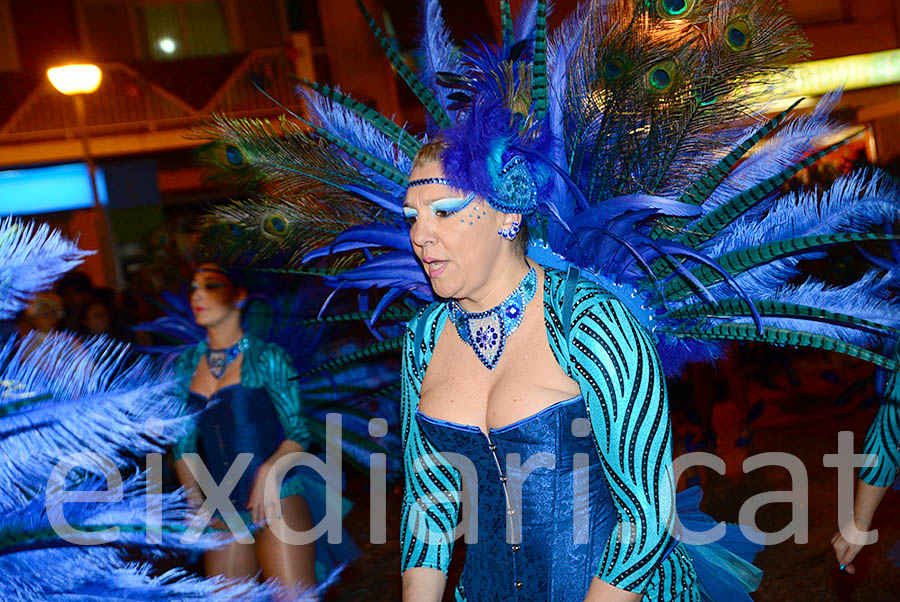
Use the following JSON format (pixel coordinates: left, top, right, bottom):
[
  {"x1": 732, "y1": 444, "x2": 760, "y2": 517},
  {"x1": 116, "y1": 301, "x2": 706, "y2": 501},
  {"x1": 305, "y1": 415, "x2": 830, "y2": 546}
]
[
  {"x1": 402, "y1": 567, "x2": 446, "y2": 602},
  {"x1": 398, "y1": 310, "x2": 459, "y2": 600},
  {"x1": 568, "y1": 291, "x2": 675, "y2": 595},
  {"x1": 248, "y1": 343, "x2": 310, "y2": 522},
  {"x1": 832, "y1": 379, "x2": 899, "y2": 573},
  {"x1": 259, "y1": 343, "x2": 311, "y2": 449},
  {"x1": 584, "y1": 577, "x2": 643, "y2": 602},
  {"x1": 831, "y1": 480, "x2": 889, "y2": 574}
]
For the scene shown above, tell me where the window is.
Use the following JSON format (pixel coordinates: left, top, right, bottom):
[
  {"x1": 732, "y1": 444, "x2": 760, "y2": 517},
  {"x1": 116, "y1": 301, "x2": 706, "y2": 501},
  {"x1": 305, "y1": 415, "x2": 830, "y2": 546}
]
[{"x1": 142, "y1": 1, "x2": 230, "y2": 60}]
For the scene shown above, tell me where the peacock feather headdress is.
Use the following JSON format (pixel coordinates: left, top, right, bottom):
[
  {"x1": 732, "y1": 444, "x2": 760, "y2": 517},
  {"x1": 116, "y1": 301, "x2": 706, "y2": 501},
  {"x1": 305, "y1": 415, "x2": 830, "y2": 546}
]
[{"x1": 199, "y1": 0, "x2": 900, "y2": 376}]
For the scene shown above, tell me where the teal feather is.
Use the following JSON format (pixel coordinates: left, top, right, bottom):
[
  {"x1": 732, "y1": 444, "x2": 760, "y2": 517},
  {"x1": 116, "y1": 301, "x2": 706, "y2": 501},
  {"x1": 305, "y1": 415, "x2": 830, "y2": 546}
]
[
  {"x1": 664, "y1": 232, "x2": 900, "y2": 301},
  {"x1": 532, "y1": 0, "x2": 549, "y2": 119},
  {"x1": 299, "y1": 113, "x2": 409, "y2": 188},
  {"x1": 663, "y1": 324, "x2": 900, "y2": 371},
  {"x1": 298, "y1": 78, "x2": 421, "y2": 159},
  {"x1": 354, "y1": 0, "x2": 450, "y2": 128},
  {"x1": 663, "y1": 299, "x2": 900, "y2": 336},
  {"x1": 676, "y1": 135, "x2": 857, "y2": 249},
  {"x1": 501, "y1": 0, "x2": 514, "y2": 47},
  {"x1": 661, "y1": 97, "x2": 804, "y2": 224},
  {"x1": 296, "y1": 336, "x2": 404, "y2": 379}
]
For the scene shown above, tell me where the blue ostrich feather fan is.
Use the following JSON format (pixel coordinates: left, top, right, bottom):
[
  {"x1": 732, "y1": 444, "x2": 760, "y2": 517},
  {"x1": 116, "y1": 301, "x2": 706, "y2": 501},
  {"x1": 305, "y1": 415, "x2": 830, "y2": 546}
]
[{"x1": 0, "y1": 219, "x2": 92, "y2": 320}]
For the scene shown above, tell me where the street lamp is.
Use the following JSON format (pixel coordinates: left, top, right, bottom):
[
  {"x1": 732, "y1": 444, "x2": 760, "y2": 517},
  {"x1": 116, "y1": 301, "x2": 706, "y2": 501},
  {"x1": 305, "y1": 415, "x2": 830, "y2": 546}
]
[{"x1": 46, "y1": 64, "x2": 121, "y2": 288}]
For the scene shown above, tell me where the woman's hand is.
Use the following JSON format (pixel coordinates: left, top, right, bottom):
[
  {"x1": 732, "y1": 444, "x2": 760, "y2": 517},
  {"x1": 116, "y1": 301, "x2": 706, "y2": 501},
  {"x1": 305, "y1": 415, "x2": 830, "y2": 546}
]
[
  {"x1": 831, "y1": 516, "x2": 871, "y2": 574},
  {"x1": 832, "y1": 479, "x2": 888, "y2": 574},
  {"x1": 247, "y1": 458, "x2": 282, "y2": 524}
]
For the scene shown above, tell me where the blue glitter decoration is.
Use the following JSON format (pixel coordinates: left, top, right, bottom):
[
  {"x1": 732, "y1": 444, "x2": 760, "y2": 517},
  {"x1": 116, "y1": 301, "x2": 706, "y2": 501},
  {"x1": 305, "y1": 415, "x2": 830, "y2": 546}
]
[
  {"x1": 448, "y1": 268, "x2": 537, "y2": 370},
  {"x1": 204, "y1": 336, "x2": 250, "y2": 379},
  {"x1": 407, "y1": 177, "x2": 456, "y2": 188},
  {"x1": 490, "y1": 156, "x2": 538, "y2": 214}
]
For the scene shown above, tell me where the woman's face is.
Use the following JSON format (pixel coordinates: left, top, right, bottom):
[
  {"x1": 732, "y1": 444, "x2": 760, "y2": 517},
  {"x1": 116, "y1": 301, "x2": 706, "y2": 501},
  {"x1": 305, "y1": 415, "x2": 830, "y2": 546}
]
[
  {"x1": 82, "y1": 303, "x2": 112, "y2": 335},
  {"x1": 189, "y1": 268, "x2": 243, "y2": 328},
  {"x1": 404, "y1": 161, "x2": 519, "y2": 300}
]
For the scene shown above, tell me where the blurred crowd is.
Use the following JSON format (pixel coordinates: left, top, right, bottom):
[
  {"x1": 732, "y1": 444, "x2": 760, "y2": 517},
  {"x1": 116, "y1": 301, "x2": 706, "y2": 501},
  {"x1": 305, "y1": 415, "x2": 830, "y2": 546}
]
[{"x1": 12, "y1": 270, "x2": 142, "y2": 344}]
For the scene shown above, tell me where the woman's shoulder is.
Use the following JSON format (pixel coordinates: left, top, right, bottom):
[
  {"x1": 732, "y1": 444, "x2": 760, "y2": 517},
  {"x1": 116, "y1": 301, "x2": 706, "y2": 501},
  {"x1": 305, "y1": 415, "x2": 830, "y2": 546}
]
[
  {"x1": 541, "y1": 265, "x2": 617, "y2": 316},
  {"x1": 403, "y1": 299, "x2": 447, "y2": 339},
  {"x1": 173, "y1": 342, "x2": 203, "y2": 375},
  {"x1": 246, "y1": 334, "x2": 291, "y2": 364}
]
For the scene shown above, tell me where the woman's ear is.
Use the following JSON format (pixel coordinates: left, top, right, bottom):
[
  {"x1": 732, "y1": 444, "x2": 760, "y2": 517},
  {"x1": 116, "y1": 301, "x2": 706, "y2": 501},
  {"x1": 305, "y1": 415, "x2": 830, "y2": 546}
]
[
  {"x1": 234, "y1": 287, "x2": 249, "y2": 306},
  {"x1": 500, "y1": 212, "x2": 523, "y2": 229}
]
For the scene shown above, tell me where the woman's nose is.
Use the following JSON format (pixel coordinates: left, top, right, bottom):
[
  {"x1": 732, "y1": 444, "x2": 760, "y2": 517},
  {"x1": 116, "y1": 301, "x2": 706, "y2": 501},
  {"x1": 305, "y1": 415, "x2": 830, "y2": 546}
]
[
  {"x1": 409, "y1": 217, "x2": 435, "y2": 248},
  {"x1": 409, "y1": 218, "x2": 434, "y2": 247}
]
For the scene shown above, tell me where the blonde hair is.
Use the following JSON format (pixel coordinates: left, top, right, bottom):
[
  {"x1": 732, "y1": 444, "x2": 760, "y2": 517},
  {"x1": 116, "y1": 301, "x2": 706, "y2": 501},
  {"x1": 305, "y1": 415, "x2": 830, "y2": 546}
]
[{"x1": 411, "y1": 138, "x2": 447, "y2": 170}]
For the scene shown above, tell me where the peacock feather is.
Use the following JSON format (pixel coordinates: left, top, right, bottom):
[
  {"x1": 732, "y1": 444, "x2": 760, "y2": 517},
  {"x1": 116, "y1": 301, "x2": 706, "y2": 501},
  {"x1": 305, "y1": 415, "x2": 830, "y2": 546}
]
[{"x1": 193, "y1": 0, "x2": 899, "y2": 379}]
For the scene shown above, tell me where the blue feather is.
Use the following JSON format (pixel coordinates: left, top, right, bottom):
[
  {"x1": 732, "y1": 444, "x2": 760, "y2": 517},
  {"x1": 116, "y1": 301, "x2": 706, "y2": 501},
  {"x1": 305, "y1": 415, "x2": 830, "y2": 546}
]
[
  {"x1": 417, "y1": 0, "x2": 463, "y2": 116},
  {"x1": 0, "y1": 334, "x2": 191, "y2": 511},
  {"x1": 702, "y1": 91, "x2": 843, "y2": 216},
  {"x1": 0, "y1": 473, "x2": 224, "y2": 555},
  {"x1": 301, "y1": 88, "x2": 412, "y2": 195},
  {"x1": 0, "y1": 551, "x2": 316, "y2": 600},
  {"x1": 303, "y1": 223, "x2": 413, "y2": 261},
  {"x1": 703, "y1": 169, "x2": 900, "y2": 300},
  {"x1": 513, "y1": 0, "x2": 545, "y2": 42},
  {"x1": 761, "y1": 272, "x2": 900, "y2": 345},
  {"x1": 0, "y1": 219, "x2": 91, "y2": 320}
]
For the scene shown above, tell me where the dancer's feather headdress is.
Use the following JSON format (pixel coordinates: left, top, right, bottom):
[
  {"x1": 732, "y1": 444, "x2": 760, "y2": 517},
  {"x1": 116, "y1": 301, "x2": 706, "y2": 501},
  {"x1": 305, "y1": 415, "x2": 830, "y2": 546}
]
[{"x1": 200, "y1": 0, "x2": 900, "y2": 375}]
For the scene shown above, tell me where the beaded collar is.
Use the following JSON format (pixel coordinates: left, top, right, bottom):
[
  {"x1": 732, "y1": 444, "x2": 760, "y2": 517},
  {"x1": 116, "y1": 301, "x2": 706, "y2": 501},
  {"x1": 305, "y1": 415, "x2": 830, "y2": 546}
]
[
  {"x1": 448, "y1": 267, "x2": 537, "y2": 370},
  {"x1": 204, "y1": 336, "x2": 249, "y2": 379}
]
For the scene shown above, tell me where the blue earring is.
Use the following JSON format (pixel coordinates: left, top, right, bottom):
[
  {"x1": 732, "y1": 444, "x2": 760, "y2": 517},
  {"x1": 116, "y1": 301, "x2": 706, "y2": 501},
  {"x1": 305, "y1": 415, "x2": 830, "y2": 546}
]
[
  {"x1": 235, "y1": 299, "x2": 246, "y2": 309},
  {"x1": 498, "y1": 221, "x2": 521, "y2": 240}
]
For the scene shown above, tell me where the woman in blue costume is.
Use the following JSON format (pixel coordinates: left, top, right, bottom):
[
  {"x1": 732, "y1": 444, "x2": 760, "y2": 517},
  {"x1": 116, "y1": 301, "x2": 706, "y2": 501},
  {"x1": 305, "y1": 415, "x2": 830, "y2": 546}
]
[
  {"x1": 399, "y1": 143, "x2": 759, "y2": 602},
  {"x1": 171, "y1": 264, "x2": 354, "y2": 588},
  {"x1": 832, "y1": 341, "x2": 900, "y2": 573}
]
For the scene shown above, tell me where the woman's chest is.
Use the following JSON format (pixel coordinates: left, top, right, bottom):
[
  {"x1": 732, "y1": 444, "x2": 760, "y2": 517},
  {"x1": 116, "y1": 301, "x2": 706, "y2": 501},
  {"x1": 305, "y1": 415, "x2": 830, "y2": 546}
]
[{"x1": 418, "y1": 308, "x2": 580, "y2": 431}]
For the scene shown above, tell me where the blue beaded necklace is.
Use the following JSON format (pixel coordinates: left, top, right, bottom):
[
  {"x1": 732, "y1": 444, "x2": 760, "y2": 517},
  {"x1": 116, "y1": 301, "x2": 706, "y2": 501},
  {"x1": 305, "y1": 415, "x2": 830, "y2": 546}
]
[
  {"x1": 448, "y1": 267, "x2": 537, "y2": 370},
  {"x1": 205, "y1": 336, "x2": 249, "y2": 379}
]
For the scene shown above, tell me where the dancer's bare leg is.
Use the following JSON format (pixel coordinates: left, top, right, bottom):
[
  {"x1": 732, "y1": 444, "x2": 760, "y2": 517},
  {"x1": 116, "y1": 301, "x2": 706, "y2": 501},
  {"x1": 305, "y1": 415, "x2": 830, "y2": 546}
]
[
  {"x1": 205, "y1": 538, "x2": 260, "y2": 580},
  {"x1": 257, "y1": 495, "x2": 317, "y2": 589}
]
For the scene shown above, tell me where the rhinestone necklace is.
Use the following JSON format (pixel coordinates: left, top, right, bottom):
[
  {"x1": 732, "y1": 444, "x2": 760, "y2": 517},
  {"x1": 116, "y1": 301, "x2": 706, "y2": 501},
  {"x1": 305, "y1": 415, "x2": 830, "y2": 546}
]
[
  {"x1": 205, "y1": 336, "x2": 249, "y2": 379},
  {"x1": 448, "y1": 267, "x2": 537, "y2": 370}
]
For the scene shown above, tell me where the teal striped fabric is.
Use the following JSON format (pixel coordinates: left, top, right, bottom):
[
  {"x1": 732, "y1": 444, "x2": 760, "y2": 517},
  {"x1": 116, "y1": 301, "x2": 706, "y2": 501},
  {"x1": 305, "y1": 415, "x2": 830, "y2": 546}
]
[{"x1": 860, "y1": 363, "x2": 900, "y2": 487}]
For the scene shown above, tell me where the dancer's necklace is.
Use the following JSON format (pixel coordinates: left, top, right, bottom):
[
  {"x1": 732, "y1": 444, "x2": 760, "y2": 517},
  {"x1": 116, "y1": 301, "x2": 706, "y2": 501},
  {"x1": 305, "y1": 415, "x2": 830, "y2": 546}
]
[
  {"x1": 205, "y1": 336, "x2": 249, "y2": 379},
  {"x1": 448, "y1": 267, "x2": 537, "y2": 370}
]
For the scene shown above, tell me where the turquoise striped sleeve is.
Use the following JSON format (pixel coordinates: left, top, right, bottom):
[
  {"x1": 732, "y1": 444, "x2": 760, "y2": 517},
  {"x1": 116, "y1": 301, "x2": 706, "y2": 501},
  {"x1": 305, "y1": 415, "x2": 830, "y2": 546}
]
[
  {"x1": 859, "y1": 361, "x2": 900, "y2": 487},
  {"x1": 259, "y1": 342, "x2": 311, "y2": 449},
  {"x1": 568, "y1": 285, "x2": 676, "y2": 592},
  {"x1": 400, "y1": 311, "x2": 462, "y2": 575}
]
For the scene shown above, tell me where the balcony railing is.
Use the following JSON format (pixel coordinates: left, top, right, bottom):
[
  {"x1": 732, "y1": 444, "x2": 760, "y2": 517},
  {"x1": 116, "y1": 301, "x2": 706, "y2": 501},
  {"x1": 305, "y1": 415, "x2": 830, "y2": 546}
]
[{"x1": 0, "y1": 48, "x2": 305, "y2": 145}]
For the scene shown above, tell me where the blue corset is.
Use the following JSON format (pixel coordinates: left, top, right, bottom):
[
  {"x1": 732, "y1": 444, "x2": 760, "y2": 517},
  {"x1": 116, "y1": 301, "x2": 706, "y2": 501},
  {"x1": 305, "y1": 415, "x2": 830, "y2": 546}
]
[
  {"x1": 416, "y1": 396, "x2": 618, "y2": 601},
  {"x1": 188, "y1": 384, "x2": 285, "y2": 509}
]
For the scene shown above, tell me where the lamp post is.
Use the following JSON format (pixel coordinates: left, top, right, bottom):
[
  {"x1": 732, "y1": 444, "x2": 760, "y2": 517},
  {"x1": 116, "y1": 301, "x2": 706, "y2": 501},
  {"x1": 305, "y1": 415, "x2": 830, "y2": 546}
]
[{"x1": 47, "y1": 64, "x2": 121, "y2": 288}]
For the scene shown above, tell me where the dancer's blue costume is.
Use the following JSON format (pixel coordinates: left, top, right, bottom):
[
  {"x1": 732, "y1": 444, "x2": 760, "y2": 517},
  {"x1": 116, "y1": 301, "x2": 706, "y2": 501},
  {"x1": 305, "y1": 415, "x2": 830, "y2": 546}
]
[
  {"x1": 172, "y1": 334, "x2": 359, "y2": 579},
  {"x1": 401, "y1": 269, "x2": 759, "y2": 601}
]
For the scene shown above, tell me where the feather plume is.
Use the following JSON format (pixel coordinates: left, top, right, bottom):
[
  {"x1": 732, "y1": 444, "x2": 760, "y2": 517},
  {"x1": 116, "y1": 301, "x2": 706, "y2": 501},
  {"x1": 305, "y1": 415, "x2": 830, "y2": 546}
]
[
  {"x1": 417, "y1": 0, "x2": 463, "y2": 116},
  {"x1": 0, "y1": 334, "x2": 189, "y2": 510},
  {"x1": 0, "y1": 220, "x2": 91, "y2": 320}
]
